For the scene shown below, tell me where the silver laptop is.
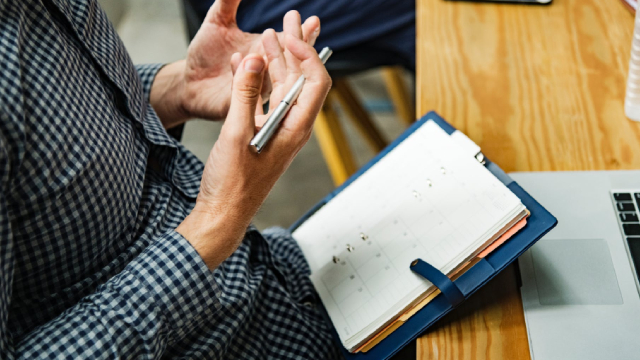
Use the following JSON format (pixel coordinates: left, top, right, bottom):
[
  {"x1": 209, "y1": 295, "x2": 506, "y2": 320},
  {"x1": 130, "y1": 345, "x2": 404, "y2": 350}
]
[{"x1": 510, "y1": 170, "x2": 640, "y2": 360}]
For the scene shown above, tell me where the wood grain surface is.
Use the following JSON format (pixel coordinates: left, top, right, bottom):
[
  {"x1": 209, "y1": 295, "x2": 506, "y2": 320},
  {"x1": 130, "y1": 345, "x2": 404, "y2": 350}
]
[{"x1": 416, "y1": 0, "x2": 640, "y2": 358}]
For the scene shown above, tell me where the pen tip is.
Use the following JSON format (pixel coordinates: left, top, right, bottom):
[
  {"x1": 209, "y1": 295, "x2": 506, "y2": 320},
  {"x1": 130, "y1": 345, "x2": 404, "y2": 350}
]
[{"x1": 250, "y1": 143, "x2": 262, "y2": 153}]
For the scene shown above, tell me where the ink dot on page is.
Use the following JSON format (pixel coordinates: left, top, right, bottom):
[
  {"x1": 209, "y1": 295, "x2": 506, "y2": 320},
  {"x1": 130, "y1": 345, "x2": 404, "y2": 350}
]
[
  {"x1": 333, "y1": 256, "x2": 340, "y2": 264},
  {"x1": 346, "y1": 244, "x2": 355, "y2": 252},
  {"x1": 350, "y1": 275, "x2": 355, "y2": 280},
  {"x1": 360, "y1": 232, "x2": 369, "y2": 241}
]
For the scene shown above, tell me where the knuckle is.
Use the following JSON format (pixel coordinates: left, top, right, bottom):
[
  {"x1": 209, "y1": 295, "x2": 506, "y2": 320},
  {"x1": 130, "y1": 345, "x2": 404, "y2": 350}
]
[
  {"x1": 235, "y1": 82, "x2": 262, "y2": 104},
  {"x1": 291, "y1": 129, "x2": 309, "y2": 147},
  {"x1": 300, "y1": 131, "x2": 313, "y2": 146},
  {"x1": 227, "y1": 129, "x2": 246, "y2": 143},
  {"x1": 324, "y1": 74, "x2": 333, "y2": 90},
  {"x1": 220, "y1": 125, "x2": 244, "y2": 144}
]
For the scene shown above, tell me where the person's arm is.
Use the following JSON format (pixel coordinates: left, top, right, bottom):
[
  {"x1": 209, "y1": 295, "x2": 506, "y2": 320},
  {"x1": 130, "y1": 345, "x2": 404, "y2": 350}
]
[
  {"x1": 176, "y1": 13, "x2": 331, "y2": 269},
  {"x1": 0, "y1": 129, "x2": 246, "y2": 358},
  {"x1": 0, "y1": 86, "x2": 244, "y2": 358},
  {"x1": 0, "y1": 12, "x2": 328, "y2": 360},
  {"x1": 145, "y1": 61, "x2": 189, "y2": 129},
  {"x1": 9, "y1": 231, "x2": 221, "y2": 358},
  {"x1": 0, "y1": 129, "x2": 231, "y2": 358},
  {"x1": 135, "y1": 63, "x2": 189, "y2": 130},
  {"x1": 0, "y1": 137, "x2": 195, "y2": 358}
]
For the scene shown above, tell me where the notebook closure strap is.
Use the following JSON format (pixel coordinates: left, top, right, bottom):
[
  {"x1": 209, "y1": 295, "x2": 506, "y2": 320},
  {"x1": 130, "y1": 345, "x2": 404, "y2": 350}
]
[{"x1": 410, "y1": 259, "x2": 465, "y2": 308}]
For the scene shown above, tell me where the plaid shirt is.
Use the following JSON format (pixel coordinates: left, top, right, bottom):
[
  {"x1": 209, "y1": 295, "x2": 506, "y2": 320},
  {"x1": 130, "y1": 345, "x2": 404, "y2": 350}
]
[{"x1": 0, "y1": 0, "x2": 341, "y2": 358}]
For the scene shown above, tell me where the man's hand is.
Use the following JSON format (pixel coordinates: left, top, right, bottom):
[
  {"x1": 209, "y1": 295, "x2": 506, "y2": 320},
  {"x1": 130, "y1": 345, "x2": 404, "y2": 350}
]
[
  {"x1": 176, "y1": 22, "x2": 331, "y2": 270},
  {"x1": 149, "y1": 3, "x2": 320, "y2": 129}
]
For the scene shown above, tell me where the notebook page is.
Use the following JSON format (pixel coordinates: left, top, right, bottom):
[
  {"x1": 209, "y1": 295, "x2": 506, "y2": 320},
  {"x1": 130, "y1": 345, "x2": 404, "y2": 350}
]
[{"x1": 293, "y1": 121, "x2": 524, "y2": 348}]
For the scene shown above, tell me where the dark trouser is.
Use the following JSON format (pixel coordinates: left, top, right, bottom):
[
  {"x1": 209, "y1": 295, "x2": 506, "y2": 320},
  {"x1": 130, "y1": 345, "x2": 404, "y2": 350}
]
[{"x1": 182, "y1": 0, "x2": 415, "y2": 71}]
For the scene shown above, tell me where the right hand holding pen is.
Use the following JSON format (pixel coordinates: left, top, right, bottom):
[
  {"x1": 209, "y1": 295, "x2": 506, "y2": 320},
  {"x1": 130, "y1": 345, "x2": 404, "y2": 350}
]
[{"x1": 176, "y1": 13, "x2": 332, "y2": 269}]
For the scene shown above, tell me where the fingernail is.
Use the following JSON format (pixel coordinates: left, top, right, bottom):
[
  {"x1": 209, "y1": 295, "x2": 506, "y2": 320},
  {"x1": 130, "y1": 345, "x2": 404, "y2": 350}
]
[{"x1": 244, "y1": 58, "x2": 264, "y2": 73}]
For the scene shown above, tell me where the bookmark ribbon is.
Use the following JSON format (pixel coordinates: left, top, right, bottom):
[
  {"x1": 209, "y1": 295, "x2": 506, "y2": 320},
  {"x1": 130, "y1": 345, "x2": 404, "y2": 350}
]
[{"x1": 410, "y1": 259, "x2": 465, "y2": 308}]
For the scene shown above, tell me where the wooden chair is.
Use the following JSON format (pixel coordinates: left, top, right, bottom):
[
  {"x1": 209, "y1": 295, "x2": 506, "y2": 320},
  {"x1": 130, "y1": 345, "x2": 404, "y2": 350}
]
[{"x1": 317, "y1": 61, "x2": 414, "y2": 186}]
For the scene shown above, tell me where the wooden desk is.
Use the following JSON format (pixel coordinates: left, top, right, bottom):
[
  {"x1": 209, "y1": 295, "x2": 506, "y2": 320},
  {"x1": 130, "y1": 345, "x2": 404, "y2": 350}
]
[{"x1": 416, "y1": 0, "x2": 640, "y2": 358}]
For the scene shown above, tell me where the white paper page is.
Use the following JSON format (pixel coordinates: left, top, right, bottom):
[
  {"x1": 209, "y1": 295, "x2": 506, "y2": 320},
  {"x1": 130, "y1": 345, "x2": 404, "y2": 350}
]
[{"x1": 293, "y1": 121, "x2": 524, "y2": 348}]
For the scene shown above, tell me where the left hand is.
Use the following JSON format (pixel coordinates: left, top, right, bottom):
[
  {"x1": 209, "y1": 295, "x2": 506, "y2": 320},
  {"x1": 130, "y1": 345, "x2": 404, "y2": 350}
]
[{"x1": 150, "y1": 1, "x2": 320, "y2": 128}]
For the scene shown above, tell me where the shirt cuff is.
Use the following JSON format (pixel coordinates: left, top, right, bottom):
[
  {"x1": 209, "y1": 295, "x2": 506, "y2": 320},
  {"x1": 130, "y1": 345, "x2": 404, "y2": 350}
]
[
  {"x1": 135, "y1": 63, "x2": 165, "y2": 102},
  {"x1": 119, "y1": 230, "x2": 221, "y2": 342}
]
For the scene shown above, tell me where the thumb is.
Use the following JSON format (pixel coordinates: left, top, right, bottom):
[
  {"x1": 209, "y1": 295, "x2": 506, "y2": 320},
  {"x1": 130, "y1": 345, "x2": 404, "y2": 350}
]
[
  {"x1": 224, "y1": 54, "x2": 265, "y2": 139},
  {"x1": 206, "y1": 0, "x2": 241, "y2": 25},
  {"x1": 230, "y1": 52, "x2": 242, "y2": 75}
]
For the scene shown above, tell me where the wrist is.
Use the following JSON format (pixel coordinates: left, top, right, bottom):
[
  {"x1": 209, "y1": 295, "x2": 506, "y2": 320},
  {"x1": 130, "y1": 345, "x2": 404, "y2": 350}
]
[
  {"x1": 176, "y1": 201, "x2": 250, "y2": 270},
  {"x1": 149, "y1": 60, "x2": 190, "y2": 129}
]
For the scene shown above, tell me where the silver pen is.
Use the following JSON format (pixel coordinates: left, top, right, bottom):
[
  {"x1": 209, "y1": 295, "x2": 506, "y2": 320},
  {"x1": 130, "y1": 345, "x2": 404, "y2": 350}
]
[{"x1": 250, "y1": 47, "x2": 333, "y2": 153}]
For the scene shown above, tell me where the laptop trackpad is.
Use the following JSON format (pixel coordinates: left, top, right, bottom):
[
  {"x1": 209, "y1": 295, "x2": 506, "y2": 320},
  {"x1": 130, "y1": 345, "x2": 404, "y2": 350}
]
[{"x1": 531, "y1": 239, "x2": 623, "y2": 305}]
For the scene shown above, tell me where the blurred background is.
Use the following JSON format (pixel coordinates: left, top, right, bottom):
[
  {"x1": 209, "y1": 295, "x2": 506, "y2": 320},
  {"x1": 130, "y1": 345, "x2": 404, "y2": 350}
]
[{"x1": 99, "y1": 0, "x2": 412, "y2": 230}]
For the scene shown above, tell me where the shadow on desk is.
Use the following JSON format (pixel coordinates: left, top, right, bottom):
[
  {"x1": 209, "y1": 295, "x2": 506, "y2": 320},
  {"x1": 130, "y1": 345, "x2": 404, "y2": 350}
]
[
  {"x1": 416, "y1": 265, "x2": 529, "y2": 359},
  {"x1": 389, "y1": 340, "x2": 417, "y2": 360}
]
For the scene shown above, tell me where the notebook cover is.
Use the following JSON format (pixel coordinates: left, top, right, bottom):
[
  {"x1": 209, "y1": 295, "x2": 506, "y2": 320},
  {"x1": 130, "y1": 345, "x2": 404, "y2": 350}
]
[{"x1": 290, "y1": 111, "x2": 557, "y2": 359}]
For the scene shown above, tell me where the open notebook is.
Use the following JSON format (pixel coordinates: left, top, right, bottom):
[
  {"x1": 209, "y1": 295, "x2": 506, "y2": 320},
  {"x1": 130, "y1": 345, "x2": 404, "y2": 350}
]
[{"x1": 292, "y1": 121, "x2": 527, "y2": 352}]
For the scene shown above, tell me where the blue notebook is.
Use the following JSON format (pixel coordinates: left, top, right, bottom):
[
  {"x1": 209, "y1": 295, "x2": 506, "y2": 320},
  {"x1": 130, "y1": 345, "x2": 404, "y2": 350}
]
[{"x1": 290, "y1": 111, "x2": 557, "y2": 359}]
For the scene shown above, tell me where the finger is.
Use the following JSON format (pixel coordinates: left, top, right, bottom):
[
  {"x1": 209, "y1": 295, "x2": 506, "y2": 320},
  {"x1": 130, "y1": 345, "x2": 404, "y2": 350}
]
[
  {"x1": 301, "y1": 16, "x2": 321, "y2": 46},
  {"x1": 230, "y1": 52, "x2": 242, "y2": 75},
  {"x1": 223, "y1": 54, "x2": 266, "y2": 140},
  {"x1": 286, "y1": 35, "x2": 329, "y2": 90},
  {"x1": 283, "y1": 10, "x2": 303, "y2": 40},
  {"x1": 256, "y1": 95, "x2": 265, "y2": 115},
  {"x1": 281, "y1": 35, "x2": 331, "y2": 132},
  {"x1": 260, "y1": 54, "x2": 273, "y2": 104},
  {"x1": 262, "y1": 29, "x2": 287, "y2": 88},
  {"x1": 282, "y1": 11, "x2": 303, "y2": 73},
  {"x1": 206, "y1": 0, "x2": 241, "y2": 25}
]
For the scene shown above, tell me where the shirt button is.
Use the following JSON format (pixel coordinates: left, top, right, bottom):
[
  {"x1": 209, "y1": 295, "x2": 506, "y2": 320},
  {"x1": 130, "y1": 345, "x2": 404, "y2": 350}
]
[{"x1": 302, "y1": 301, "x2": 315, "y2": 309}]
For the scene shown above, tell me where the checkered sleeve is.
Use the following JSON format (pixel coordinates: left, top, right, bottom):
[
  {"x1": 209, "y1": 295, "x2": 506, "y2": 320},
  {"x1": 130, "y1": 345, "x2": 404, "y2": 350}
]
[
  {"x1": 0, "y1": 134, "x2": 15, "y2": 358},
  {"x1": 6, "y1": 231, "x2": 221, "y2": 359},
  {"x1": 135, "y1": 64, "x2": 165, "y2": 102}
]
